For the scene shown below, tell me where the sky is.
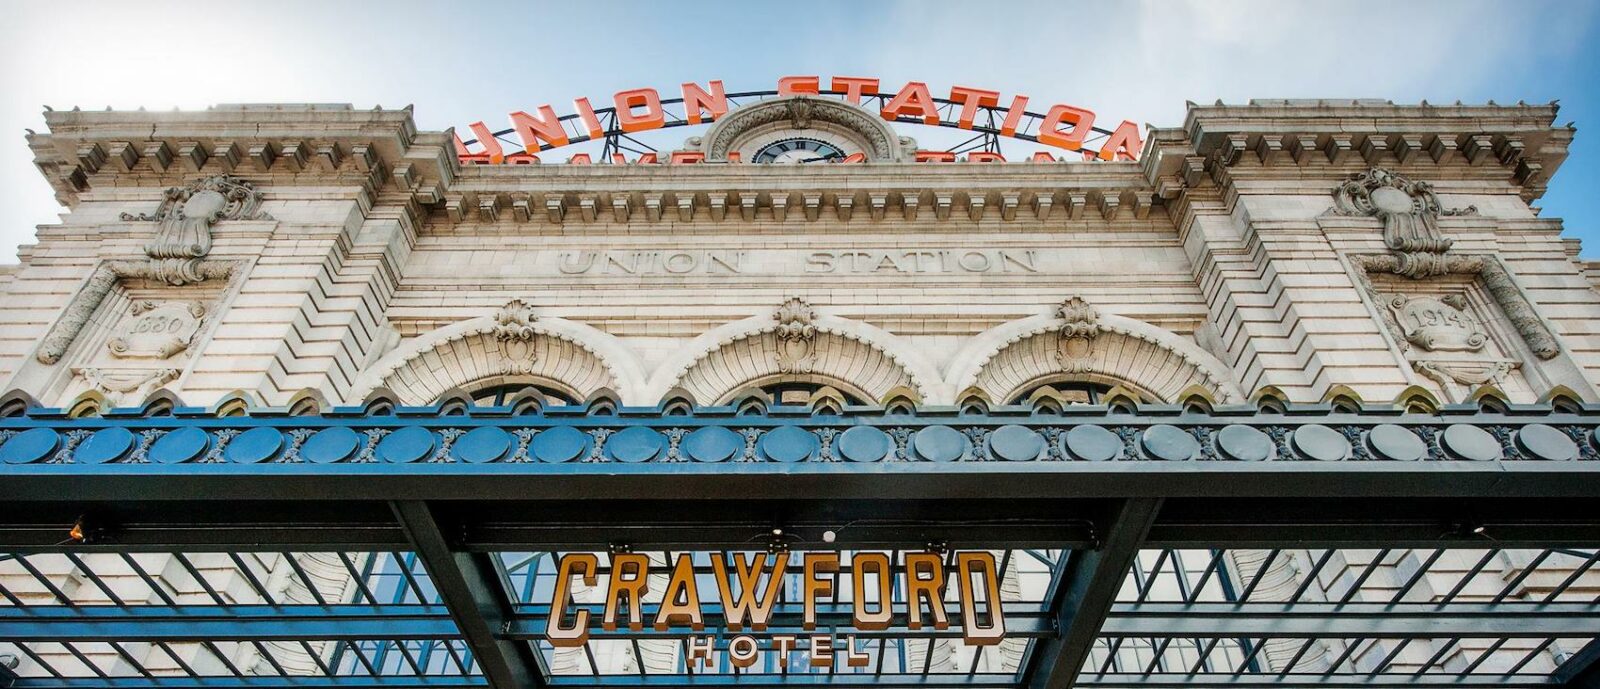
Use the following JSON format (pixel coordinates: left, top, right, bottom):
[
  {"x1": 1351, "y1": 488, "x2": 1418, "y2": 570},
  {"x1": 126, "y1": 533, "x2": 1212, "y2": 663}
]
[{"x1": 1, "y1": 0, "x2": 1597, "y2": 260}]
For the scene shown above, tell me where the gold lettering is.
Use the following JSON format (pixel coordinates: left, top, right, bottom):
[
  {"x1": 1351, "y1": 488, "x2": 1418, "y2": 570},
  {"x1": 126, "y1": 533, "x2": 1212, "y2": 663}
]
[
  {"x1": 772, "y1": 635, "x2": 797, "y2": 665},
  {"x1": 851, "y1": 552, "x2": 892, "y2": 631},
  {"x1": 803, "y1": 552, "x2": 838, "y2": 630},
  {"x1": 728, "y1": 635, "x2": 760, "y2": 668},
  {"x1": 904, "y1": 552, "x2": 949, "y2": 630},
  {"x1": 602, "y1": 553, "x2": 649, "y2": 632},
  {"x1": 653, "y1": 553, "x2": 705, "y2": 631},
  {"x1": 844, "y1": 635, "x2": 871, "y2": 668},
  {"x1": 810, "y1": 634, "x2": 835, "y2": 668},
  {"x1": 687, "y1": 635, "x2": 715, "y2": 669},
  {"x1": 546, "y1": 553, "x2": 598, "y2": 648},
  {"x1": 956, "y1": 552, "x2": 1006, "y2": 645},
  {"x1": 712, "y1": 552, "x2": 790, "y2": 632}
]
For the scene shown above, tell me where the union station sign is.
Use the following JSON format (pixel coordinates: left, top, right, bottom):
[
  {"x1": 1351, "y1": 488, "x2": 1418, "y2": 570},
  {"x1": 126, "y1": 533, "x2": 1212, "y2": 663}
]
[{"x1": 455, "y1": 76, "x2": 1144, "y2": 164}]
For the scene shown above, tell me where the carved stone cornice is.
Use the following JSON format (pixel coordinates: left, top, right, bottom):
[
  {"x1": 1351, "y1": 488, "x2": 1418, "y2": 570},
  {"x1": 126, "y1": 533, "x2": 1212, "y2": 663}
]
[
  {"x1": 27, "y1": 104, "x2": 431, "y2": 207},
  {"x1": 1147, "y1": 100, "x2": 1573, "y2": 204}
]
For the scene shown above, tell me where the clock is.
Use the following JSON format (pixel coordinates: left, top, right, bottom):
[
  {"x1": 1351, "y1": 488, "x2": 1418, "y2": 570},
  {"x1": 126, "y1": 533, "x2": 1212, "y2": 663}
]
[{"x1": 752, "y1": 138, "x2": 845, "y2": 164}]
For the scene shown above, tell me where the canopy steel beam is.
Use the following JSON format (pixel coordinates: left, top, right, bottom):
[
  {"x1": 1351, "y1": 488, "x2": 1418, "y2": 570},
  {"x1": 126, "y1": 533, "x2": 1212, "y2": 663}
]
[
  {"x1": 1101, "y1": 602, "x2": 1600, "y2": 638},
  {"x1": 1555, "y1": 637, "x2": 1600, "y2": 687},
  {"x1": 1023, "y1": 497, "x2": 1162, "y2": 689},
  {"x1": 1074, "y1": 676, "x2": 1560, "y2": 688},
  {"x1": 0, "y1": 604, "x2": 457, "y2": 641},
  {"x1": 4, "y1": 680, "x2": 484, "y2": 689},
  {"x1": 392, "y1": 501, "x2": 543, "y2": 689}
]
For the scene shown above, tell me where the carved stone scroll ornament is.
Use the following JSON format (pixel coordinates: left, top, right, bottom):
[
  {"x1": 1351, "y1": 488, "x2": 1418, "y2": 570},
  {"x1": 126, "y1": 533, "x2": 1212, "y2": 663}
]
[
  {"x1": 1350, "y1": 253, "x2": 1559, "y2": 360},
  {"x1": 773, "y1": 297, "x2": 818, "y2": 374},
  {"x1": 120, "y1": 175, "x2": 270, "y2": 285},
  {"x1": 493, "y1": 298, "x2": 539, "y2": 375},
  {"x1": 1330, "y1": 168, "x2": 1476, "y2": 278},
  {"x1": 1055, "y1": 296, "x2": 1102, "y2": 373},
  {"x1": 74, "y1": 367, "x2": 179, "y2": 406},
  {"x1": 35, "y1": 260, "x2": 236, "y2": 365},
  {"x1": 107, "y1": 301, "x2": 207, "y2": 360}
]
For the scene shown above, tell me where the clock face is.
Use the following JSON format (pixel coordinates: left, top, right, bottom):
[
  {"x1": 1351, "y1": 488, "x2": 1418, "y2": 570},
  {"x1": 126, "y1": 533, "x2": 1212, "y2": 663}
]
[{"x1": 752, "y1": 138, "x2": 845, "y2": 164}]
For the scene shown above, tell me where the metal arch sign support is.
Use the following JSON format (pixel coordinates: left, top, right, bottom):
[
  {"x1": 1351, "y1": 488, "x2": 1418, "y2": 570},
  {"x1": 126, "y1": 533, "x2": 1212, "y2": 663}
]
[{"x1": 455, "y1": 77, "x2": 1146, "y2": 165}]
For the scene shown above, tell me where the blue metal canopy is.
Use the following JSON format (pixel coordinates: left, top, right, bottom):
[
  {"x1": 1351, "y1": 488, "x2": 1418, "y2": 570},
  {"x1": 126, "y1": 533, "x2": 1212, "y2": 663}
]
[{"x1": 1, "y1": 401, "x2": 1598, "y2": 689}]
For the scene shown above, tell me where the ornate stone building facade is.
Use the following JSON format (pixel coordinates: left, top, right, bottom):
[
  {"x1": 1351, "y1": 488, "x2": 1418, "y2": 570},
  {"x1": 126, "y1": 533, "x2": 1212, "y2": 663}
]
[
  {"x1": 4, "y1": 98, "x2": 1592, "y2": 413},
  {"x1": 1, "y1": 96, "x2": 1598, "y2": 687}
]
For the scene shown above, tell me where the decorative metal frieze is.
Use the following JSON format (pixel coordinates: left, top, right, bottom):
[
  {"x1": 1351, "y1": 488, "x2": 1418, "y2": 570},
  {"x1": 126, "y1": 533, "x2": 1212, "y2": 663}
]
[
  {"x1": 1055, "y1": 296, "x2": 1101, "y2": 372},
  {"x1": 1349, "y1": 253, "x2": 1559, "y2": 360},
  {"x1": 2, "y1": 406, "x2": 1594, "y2": 466},
  {"x1": 106, "y1": 301, "x2": 207, "y2": 359},
  {"x1": 492, "y1": 298, "x2": 539, "y2": 374},
  {"x1": 34, "y1": 260, "x2": 237, "y2": 365},
  {"x1": 1330, "y1": 168, "x2": 1476, "y2": 277},
  {"x1": 120, "y1": 175, "x2": 270, "y2": 284},
  {"x1": 773, "y1": 297, "x2": 818, "y2": 374}
]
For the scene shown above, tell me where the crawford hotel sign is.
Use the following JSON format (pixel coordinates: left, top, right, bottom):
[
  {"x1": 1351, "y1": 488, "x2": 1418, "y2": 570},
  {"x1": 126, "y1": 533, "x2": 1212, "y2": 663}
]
[{"x1": 3, "y1": 74, "x2": 1600, "y2": 689}]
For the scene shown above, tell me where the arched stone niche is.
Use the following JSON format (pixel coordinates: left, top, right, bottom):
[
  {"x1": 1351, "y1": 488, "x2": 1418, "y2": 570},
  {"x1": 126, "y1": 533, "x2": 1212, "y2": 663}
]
[
  {"x1": 688, "y1": 96, "x2": 914, "y2": 162},
  {"x1": 351, "y1": 303, "x2": 647, "y2": 405},
  {"x1": 643, "y1": 301, "x2": 943, "y2": 405},
  {"x1": 947, "y1": 300, "x2": 1245, "y2": 404}
]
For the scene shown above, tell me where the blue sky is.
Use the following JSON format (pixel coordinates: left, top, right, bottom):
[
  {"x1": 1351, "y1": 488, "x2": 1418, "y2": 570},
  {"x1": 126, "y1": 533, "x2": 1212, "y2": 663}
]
[{"x1": 1, "y1": 0, "x2": 1597, "y2": 259}]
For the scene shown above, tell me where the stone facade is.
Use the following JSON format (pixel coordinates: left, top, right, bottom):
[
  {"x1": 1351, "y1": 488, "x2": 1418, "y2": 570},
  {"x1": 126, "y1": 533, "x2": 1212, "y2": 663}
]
[
  {"x1": 2, "y1": 97, "x2": 1597, "y2": 680},
  {"x1": 5, "y1": 99, "x2": 1591, "y2": 413}
]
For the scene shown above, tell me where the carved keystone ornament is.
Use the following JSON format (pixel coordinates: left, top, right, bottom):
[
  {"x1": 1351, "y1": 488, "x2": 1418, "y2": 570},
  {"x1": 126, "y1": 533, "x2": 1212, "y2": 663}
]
[
  {"x1": 773, "y1": 297, "x2": 818, "y2": 374},
  {"x1": 493, "y1": 298, "x2": 539, "y2": 375},
  {"x1": 1055, "y1": 296, "x2": 1101, "y2": 373}
]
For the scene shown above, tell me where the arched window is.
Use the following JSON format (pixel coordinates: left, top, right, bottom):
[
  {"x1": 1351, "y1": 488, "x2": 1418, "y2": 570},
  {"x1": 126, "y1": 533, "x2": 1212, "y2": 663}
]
[
  {"x1": 758, "y1": 380, "x2": 865, "y2": 407},
  {"x1": 1008, "y1": 381, "x2": 1118, "y2": 406},
  {"x1": 464, "y1": 382, "x2": 580, "y2": 407}
]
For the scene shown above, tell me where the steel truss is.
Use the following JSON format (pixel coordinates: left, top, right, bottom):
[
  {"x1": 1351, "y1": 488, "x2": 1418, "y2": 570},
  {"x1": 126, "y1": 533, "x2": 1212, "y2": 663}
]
[{"x1": 2, "y1": 404, "x2": 1599, "y2": 689}]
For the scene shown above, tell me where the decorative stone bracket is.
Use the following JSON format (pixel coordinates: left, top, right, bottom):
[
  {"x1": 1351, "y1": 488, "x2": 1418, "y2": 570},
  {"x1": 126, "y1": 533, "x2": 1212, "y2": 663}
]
[
  {"x1": 1327, "y1": 168, "x2": 1477, "y2": 278},
  {"x1": 120, "y1": 175, "x2": 270, "y2": 285}
]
